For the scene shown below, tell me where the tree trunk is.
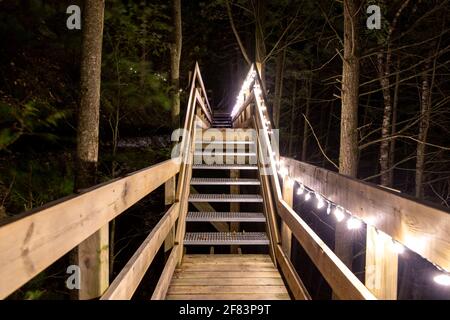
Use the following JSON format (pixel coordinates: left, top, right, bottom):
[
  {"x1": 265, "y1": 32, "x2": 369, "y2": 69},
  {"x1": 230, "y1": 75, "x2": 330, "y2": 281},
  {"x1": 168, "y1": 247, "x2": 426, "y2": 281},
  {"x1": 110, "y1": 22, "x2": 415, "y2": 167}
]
[
  {"x1": 301, "y1": 76, "x2": 312, "y2": 162},
  {"x1": 378, "y1": 51, "x2": 393, "y2": 187},
  {"x1": 73, "y1": 0, "x2": 108, "y2": 300},
  {"x1": 170, "y1": 0, "x2": 182, "y2": 129},
  {"x1": 225, "y1": 0, "x2": 251, "y2": 66},
  {"x1": 415, "y1": 25, "x2": 441, "y2": 198},
  {"x1": 415, "y1": 69, "x2": 431, "y2": 199},
  {"x1": 254, "y1": 0, "x2": 266, "y2": 87},
  {"x1": 389, "y1": 57, "x2": 401, "y2": 186},
  {"x1": 140, "y1": 1, "x2": 147, "y2": 88},
  {"x1": 339, "y1": 0, "x2": 360, "y2": 179},
  {"x1": 288, "y1": 79, "x2": 297, "y2": 157},
  {"x1": 273, "y1": 46, "x2": 286, "y2": 128},
  {"x1": 322, "y1": 102, "x2": 335, "y2": 168},
  {"x1": 335, "y1": 0, "x2": 361, "y2": 280}
]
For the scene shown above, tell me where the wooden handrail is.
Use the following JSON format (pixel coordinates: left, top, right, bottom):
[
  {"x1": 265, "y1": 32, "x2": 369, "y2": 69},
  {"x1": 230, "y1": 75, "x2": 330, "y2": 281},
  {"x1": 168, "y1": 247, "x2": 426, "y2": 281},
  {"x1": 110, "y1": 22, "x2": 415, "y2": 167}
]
[
  {"x1": 100, "y1": 63, "x2": 211, "y2": 300},
  {"x1": 233, "y1": 62, "x2": 450, "y2": 298},
  {"x1": 193, "y1": 63, "x2": 213, "y2": 121},
  {"x1": 151, "y1": 244, "x2": 181, "y2": 299},
  {"x1": 281, "y1": 157, "x2": 450, "y2": 271},
  {"x1": 101, "y1": 202, "x2": 180, "y2": 300},
  {"x1": 277, "y1": 200, "x2": 376, "y2": 299},
  {"x1": 232, "y1": 66, "x2": 377, "y2": 300},
  {"x1": 0, "y1": 62, "x2": 212, "y2": 300},
  {"x1": 0, "y1": 158, "x2": 180, "y2": 299},
  {"x1": 153, "y1": 63, "x2": 212, "y2": 298}
]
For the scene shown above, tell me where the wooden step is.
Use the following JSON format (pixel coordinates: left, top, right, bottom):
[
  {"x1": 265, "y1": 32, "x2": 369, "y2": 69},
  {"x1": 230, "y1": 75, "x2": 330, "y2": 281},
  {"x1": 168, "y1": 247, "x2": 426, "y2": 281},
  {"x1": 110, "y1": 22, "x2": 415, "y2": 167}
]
[{"x1": 166, "y1": 254, "x2": 290, "y2": 300}]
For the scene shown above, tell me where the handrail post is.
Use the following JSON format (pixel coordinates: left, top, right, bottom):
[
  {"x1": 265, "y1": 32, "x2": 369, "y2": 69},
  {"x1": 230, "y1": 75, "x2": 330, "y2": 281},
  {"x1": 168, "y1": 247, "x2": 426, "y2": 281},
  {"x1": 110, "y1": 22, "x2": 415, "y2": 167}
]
[
  {"x1": 365, "y1": 226, "x2": 398, "y2": 299},
  {"x1": 281, "y1": 176, "x2": 293, "y2": 259}
]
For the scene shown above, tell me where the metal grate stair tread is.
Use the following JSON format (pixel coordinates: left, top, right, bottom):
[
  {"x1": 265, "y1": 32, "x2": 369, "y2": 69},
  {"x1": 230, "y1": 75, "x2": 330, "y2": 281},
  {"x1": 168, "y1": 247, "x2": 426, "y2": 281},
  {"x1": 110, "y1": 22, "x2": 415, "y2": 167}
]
[
  {"x1": 194, "y1": 151, "x2": 256, "y2": 156},
  {"x1": 193, "y1": 164, "x2": 258, "y2": 170},
  {"x1": 186, "y1": 211, "x2": 266, "y2": 222},
  {"x1": 195, "y1": 141, "x2": 255, "y2": 145},
  {"x1": 184, "y1": 232, "x2": 269, "y2": 245},
  {"x1": 188, "y1": 193, "x2": 263, "y2": 202},
  {"x1": 190, "y1": 178, "x2": 260, "y2": 185}
]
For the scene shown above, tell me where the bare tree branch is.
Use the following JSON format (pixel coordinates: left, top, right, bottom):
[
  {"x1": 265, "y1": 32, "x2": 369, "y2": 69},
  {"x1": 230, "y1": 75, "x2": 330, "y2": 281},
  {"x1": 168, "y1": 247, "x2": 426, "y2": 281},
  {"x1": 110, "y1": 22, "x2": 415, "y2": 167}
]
[{"x1": 225, "y1": 0, "x2": 252, "y2": 65}]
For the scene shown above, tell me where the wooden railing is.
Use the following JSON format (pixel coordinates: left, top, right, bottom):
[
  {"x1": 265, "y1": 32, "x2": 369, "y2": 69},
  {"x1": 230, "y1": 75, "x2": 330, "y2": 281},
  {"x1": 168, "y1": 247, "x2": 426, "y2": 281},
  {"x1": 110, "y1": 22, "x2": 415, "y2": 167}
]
[
  {"x1": 232, "y1": 64, "x2": 450, "y2": 300},
  {"x1": 0, "y1": 62, "x2": 212, "y2": 300}
]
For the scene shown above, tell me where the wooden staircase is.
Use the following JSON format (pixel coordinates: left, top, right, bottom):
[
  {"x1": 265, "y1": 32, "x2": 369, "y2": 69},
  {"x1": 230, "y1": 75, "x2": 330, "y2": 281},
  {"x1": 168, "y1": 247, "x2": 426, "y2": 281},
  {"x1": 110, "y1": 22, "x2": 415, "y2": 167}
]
[
  {"x1": 166, "y1": 113, "x2": 290, "y2": 300},
  {"x1": 184, "y1": 116, "x2": 269, "y2": 248}
]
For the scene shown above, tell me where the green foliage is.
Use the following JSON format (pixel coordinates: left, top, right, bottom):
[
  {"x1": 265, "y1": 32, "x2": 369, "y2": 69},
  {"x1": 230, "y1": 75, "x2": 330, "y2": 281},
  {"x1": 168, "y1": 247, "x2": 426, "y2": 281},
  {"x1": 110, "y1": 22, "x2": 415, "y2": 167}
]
[
  {"x1": 101, "y1": 0, "x2": 172, "y2": 130},
  {"x1": 0, "y1": 100, "x2": 71, "y2": 150},
  {"x1": 24, "y1": 290, "x2": 45, "y2": 300},
  {"x1": 1, "y1": 154, "x2": 74, "y2": 213}
]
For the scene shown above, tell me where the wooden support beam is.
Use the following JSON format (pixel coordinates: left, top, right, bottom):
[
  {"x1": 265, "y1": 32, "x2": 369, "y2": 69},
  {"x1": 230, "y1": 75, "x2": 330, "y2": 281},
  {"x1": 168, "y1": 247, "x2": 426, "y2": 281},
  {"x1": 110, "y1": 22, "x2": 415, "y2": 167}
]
[
  {"x1": 78, "y1": 225, "x2": 109, "y2": 299},
  {"x1": 101, "y1": 202, "x2": 180, "y2": 300},
  {"x1": 257, "y1": 149, "x2": 279, "y2": 265},
  {"x1": 365, "y1": 226, "x2": 398, "y2": 299},
  {"x1": 277, "y1": 199, "x2": 376, "y2": 300},
  {"x1": 0, "y1": 158, "x2": 180, "y2": 299},
  {"x1": 230, "y1": 169, "x2": 240, "y2": 254},
  {"x1": 164, "y1": 176, "x2": 176, "y2": 253},
  {"x1": 281, "y1": 176, "x2": 293, "y2": 259},
  {"x1": 189, "y1": 187, "x2": 229, "y2": 232},
  {"x1": 282, "y1": 157, "x2": 450, "y2": 271}
]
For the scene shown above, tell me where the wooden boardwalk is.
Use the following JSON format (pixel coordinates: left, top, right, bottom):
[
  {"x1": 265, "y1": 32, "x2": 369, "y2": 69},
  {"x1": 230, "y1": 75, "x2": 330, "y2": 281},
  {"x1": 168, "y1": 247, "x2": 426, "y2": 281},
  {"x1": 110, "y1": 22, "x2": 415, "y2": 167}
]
[{"x1": 166, "y1": 255, "x2": 290, "y2": 300}]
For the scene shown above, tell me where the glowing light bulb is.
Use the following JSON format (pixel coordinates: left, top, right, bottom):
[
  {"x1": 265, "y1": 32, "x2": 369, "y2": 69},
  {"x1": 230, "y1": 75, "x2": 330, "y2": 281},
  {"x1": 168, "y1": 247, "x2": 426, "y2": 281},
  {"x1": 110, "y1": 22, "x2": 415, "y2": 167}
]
[
  {"x1": 334, "y1": 207, "x2": 345, "y2": 222},
  {"x1": 326, "y1": 203, "x2": 331, "y2": 215},
  {"x1": 434, "y1": 274, "x2": 450, "y2": 286},
  {"x1": 279, "y1": 167, "x2": 288, "y2": 177},
  {"x1": 392, "y1": 241, "x2": 405, "y2": 254},
  {"x1": 315, "y1": 194, "x2": 325, "y2": 209},
  {"x1": 297, "y1": 184, "x2": 305, "y2": 195},
  {"x1": 347, "y1": 217, "x2": 362, "y2": 230},
  {"x1": 254, "y1": 84, "x2": 262, "y2": 97},
  {"x1": 305, "y1": 192, "x2": 311, "y2": 201}
]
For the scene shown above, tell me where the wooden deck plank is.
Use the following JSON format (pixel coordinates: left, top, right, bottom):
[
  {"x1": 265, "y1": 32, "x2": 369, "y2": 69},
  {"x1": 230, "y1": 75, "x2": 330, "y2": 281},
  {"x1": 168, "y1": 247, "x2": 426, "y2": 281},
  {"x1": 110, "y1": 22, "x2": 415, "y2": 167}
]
[
  {"x1": 166, "y1": 254, "x2": 290, "y2": 300},
  {"x1": 182, "y1": 254, "x2": 271, "y2": 261},
  {"x1": 172, "y1": 271, "x2": 281, "y2": 279},
  {"x1": 180, "y1": 261, "x2": 275, "y2": 267},
  {"x1": 168, "y1": 285, "x2": 288, "y2": 294},
  {"x1": 177, "y1": 265, "x2": 277, "y2": 271},
  {"x1": 170, "y1": 278, "x2": 284, "y2": 286},
  {"x1": 166, "y1": 293, "x2": 290, "y2": 300}
]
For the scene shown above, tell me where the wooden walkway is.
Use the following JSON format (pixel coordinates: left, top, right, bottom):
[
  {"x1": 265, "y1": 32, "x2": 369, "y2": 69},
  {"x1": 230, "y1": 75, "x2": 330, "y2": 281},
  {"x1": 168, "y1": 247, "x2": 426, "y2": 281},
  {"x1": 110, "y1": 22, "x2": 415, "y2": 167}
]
[{"x1": 166, "y1": 255, "x2": 291, "y2": 300}]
